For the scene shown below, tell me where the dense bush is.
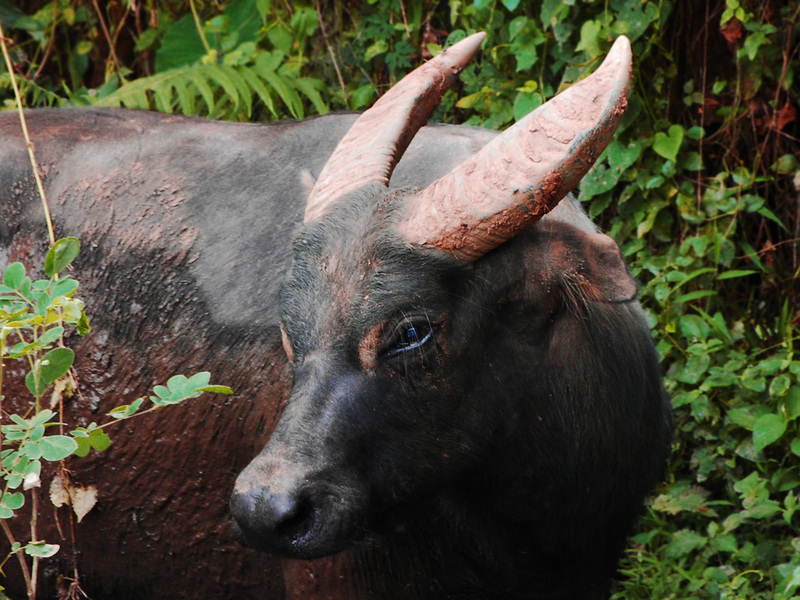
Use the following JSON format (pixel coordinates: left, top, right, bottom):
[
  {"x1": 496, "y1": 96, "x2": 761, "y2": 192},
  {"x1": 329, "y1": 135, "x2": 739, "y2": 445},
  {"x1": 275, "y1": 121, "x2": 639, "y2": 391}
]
[{"x1": 1, "y1": 1, "x2": 798, "y2": 598}]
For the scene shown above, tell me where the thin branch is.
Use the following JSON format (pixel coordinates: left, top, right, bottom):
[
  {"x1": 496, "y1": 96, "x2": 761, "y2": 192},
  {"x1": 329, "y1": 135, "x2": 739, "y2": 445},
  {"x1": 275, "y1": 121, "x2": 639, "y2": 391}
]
[
  {"x1": 398, "y1": 1, "x2": 412, "y2": 41},
  {"x1": 189, "y1": 0, "x2": 212, "y2": 55},
  {"x1": 697, "y1": 0, "x2": 709, "y2": 216},
  {"x1": 0, "y1": 20, "x2": 56, "y2": 247},
  {"x1": 0, "y1": 520, "x2": 34, "y2": 599},
  {"x1": 32, "y1": 0, "x2": 58, "y2": 80},
  {"x1": 0, "y1": 330, "x2": 6, "y2": 447},
  {"x1": 110, "y1": 4, "x2": 133, "y2": 76},
  {"x1": 29, "y1": 488, "x2": 39, "y2": 597},
  {"x1": 314, "y1": 0, "x2": 348, "y2": 105},
  {"x1": 92, "y1": 0, "x2": 127, "y2": 83}
]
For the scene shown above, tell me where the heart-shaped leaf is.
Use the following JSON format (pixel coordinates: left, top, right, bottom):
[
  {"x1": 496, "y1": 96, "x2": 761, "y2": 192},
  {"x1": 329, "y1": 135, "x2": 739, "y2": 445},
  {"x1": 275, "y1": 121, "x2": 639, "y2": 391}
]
[
  {"x1": 653, "y1": 124, "x2": 684, "y2": 162},
  {"x1": 69, "y1": 484, "x2": 98, "y2": 523}
]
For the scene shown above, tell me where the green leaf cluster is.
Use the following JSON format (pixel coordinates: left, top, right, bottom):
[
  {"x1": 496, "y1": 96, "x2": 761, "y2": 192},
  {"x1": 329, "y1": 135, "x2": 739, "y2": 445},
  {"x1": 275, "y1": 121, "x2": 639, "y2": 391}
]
[
  {"x1": 0, "y1": 0, "x2": 328, "y2": 119},
  {"x1": 0, "y1": 240, "x2": 86, "y2": 528},
  {"x1": 0, "y1": 409, "x2": 78, "y2": 520},
  {"x1": 0, "y1": 234, "x2": 233, "y2": 581},
  {"x1": 1, "y1": 238, "x2": 88, "y2": 397},
  {"x1": 104, "y1": 372, "x2": 232, "y2": 422}
]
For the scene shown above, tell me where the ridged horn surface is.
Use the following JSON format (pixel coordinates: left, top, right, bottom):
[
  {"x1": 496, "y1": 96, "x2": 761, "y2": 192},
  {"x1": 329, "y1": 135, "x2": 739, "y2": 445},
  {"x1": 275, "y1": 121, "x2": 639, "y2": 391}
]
[
  {"x1": 304, "y1": 32, "x2": 486, "y2": 223},
  {"x1": 396, "y1": 35, "x2": 633, "y2": 261}
]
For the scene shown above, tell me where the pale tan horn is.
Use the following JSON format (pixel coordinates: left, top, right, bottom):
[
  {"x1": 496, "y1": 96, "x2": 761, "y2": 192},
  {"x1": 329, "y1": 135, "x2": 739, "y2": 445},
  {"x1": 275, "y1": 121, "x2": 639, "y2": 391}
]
[
  {"x1": 304, "y1": 32, "x2": 486, "y2": 223},
  {"x1": 396, "y1": 35, "x2": 633, "y2": 261}
]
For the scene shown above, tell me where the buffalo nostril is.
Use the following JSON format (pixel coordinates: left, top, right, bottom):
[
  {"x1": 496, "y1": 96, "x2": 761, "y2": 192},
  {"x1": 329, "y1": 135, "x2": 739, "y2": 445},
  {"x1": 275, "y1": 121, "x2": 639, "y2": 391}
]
[
  {"x1": 273, "y1": 495, "x2": 314, "y2": 538},
  {"x1": 230, "y1": 488, "x2": 314, "y2": 544}
]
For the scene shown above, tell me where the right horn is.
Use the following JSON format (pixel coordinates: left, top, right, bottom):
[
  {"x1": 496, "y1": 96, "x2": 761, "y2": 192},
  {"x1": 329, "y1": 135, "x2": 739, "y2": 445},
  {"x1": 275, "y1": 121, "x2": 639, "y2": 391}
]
[{"x1": 396, "y1": 36, "x2": 633, "y2": 262}]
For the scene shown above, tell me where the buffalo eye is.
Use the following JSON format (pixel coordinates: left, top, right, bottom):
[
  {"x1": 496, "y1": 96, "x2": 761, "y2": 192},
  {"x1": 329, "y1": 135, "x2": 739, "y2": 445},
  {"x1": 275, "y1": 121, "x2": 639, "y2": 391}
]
[{"x1": 385, "y1": 316, "x2": 434, "y2": 357}]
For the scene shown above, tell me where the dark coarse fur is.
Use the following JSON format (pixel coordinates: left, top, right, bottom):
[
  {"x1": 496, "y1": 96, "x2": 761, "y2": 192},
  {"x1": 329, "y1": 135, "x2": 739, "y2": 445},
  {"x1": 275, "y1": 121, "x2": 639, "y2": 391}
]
[
  {"x1": 232, "y1": 183, "x2": 673, "y2": 600},
  {"x1": 1, "y1": 104, "x2": 671, "y2": 600},
  {"x1": 0, "y1": 108, "x2": 497, "y2": 600}
]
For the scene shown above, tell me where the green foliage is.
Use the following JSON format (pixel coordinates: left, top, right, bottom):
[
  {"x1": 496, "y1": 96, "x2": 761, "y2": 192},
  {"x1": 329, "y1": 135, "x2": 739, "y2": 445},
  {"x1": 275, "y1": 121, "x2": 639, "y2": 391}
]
[
  {"x1": 2, "y1": 1, "x2": 799, "y2": 598},
  {"x1": 0, "y1": 0, "x2": 328, "y2": 119},
  {"x1": 0, "y1": 239, "x2": 232, "y2": 595},
  {"x1": 82, "y1": 0, "x2": 328, "y2": 120},
  {"x1": 574, "y1": 2, "x2": 799, "y2": 598}
]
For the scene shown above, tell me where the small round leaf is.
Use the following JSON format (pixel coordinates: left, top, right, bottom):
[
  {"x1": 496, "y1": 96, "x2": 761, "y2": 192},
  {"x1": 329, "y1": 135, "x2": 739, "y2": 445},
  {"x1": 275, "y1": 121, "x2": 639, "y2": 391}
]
[
  {"x1": 3, "y1": 262, "x2": 26, "y2": 290},
  {"x1": 24, "y1": 542, "x2": 60, "y2": 558},
  {"x1": 40, "y1": 347, "x2": 74, "y2": 386},
  {"x1": 45, "y1": 237, "x2": 80, "y2": 277},
  {"x1": 39, "y1": 435, "x2": 79, "y2": 462}
]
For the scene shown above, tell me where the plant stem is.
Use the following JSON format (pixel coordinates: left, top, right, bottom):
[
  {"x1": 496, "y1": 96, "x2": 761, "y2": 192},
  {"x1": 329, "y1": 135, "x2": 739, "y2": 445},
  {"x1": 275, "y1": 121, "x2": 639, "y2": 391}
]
[
  {"x1": 32, "y1": 0, "x2": 57, "y2": 80},
  {"x1": 29, "y1": 488, "x2": 39, "y2": 597},
  {"x1": 189, "y1": 0, "x2": 212, "y2": 55},
  {"x1": 91, "y1": 0, "x2": 127, "y2": 84},
  {"x1": 314, "y1": 0, "x2": 348, "y2": 105},
  {"x1": 0, "y1": 19, "x2": 56, "y2": 247},
  {"x1": 0, "y1": 520, "x2": 34, "y2": 599},
  {"x1": 0, "y1": 329, "x2": 6, "y2": 447},
  {"x1": 0, "y1": 31, "x2": 40, "y2": 595}
]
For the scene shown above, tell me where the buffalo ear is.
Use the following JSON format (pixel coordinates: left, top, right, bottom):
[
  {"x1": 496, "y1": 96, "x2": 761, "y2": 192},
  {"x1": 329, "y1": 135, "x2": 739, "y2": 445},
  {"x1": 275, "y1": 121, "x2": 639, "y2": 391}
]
[
  {"x1": 573, "y1": 230, "x2": 638, "y2": 304},
  {"x1": 492, "y1": 223, "x2": 638, "y2": 315}
]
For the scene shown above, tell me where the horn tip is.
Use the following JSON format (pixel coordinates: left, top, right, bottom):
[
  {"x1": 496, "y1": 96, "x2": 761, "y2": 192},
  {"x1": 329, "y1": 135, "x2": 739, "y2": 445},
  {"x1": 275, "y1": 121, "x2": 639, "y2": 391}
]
[
  {"x1": 607, "y1": 35, "x2": 632, "y2": 71},
  {"x1": 440, "y1": 32, "x2": 486, "y2": 72}
]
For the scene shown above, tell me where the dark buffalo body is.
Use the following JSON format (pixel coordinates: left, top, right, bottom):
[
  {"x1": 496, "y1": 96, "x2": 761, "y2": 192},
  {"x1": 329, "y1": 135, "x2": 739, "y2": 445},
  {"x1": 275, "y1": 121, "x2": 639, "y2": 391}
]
[
  {"x1": 0, "y1": 34, "x2": 672, "y2": 600},
  {"x1": 0, "y1": 107, "x2": 495, "y2": 599}
]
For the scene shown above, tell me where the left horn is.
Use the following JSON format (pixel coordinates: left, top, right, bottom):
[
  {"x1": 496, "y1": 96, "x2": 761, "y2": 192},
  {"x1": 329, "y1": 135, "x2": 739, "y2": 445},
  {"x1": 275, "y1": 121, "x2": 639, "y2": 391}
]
[
  {"x1": 304, "y1": 32, "x2": 486, "y2": 223},
  {"x1": 396, "y1": 36, "x2": 633, "y2": 261}
]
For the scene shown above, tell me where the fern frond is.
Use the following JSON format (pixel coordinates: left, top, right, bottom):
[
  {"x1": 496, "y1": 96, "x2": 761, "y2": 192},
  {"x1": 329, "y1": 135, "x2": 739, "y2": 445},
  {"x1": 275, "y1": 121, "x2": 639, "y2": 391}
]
[
  {"x1": 87, "y1": 61, "x2": 330, "y2": 121},
  {"x1": 0, "y1": 74, "x2": 65, "y2": 108},
  {"x1": 294, "y1": 77, "x2": 329, "y2": 115},
  {"x1": 255, "y1": 65, "x2": 304, "y2": 119},
  {"x1": 184, "y1": 70, "x2": 215, "y2": 112},
  {"x1": 152, "y1": 80, "x2": 174, "y2": 113},
  {"x1": 93, "y1": 70, "x2": 178, "y2": 110},
  {"x1": 206, "y1": 65, "x2": 240, "y2": 115},
  {"x1": 173, "y1": 76, "x2": 196, "y2": 115},
  {"x1": 217, "y1": 65, "x2": 252, "y2": 117},
  {"x1": 237, "y1": 66, "x2": 278, "y2": 118}
]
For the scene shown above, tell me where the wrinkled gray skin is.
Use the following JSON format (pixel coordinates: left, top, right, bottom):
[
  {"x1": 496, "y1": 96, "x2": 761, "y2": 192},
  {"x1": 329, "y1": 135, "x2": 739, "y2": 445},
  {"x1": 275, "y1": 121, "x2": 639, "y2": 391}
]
[{"x1": 0, "y1": 107, "x2": 498, "y2": 600}]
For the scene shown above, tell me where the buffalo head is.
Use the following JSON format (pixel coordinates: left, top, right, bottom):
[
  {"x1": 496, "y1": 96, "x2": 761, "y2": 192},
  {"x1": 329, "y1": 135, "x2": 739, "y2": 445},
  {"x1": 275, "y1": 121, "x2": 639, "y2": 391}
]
[{"x1": 230, "y1": 33, "x2": 670, "y2": 597}]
